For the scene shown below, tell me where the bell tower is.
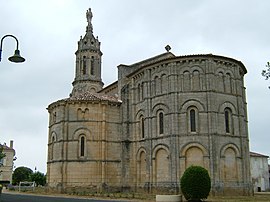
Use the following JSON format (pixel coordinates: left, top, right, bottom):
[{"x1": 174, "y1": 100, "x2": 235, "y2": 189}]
[{"x1": 71, "y1": 8, "x2": 103, "y2": 96}]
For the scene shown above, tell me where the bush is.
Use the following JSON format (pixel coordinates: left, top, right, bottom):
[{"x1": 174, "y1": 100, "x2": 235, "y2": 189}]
[
  {"x1": 180, "y1": 165, "x2": 211, "y2": 202},
  {"x1": 30, "y1": 172, "x2": 46, "y2": 186},
  {"x1": 12, "y1": 166, "x2": 33, "y2": 185}
]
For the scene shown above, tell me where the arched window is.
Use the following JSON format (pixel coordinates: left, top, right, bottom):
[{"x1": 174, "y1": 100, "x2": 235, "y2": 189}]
[
  {"x1": 141, "y1": 83, "x2": 144, "y2": 100},
  {"x1": 183, "y1": 71, "x2": 191, "y2": 91},
  {"x1": 224, "y1": 73, "x2": 232, "y2": 93},
  {"x1": 192, "y1": 70, "x2": 200, "y2": 90},
  {"x1": 80, "y1": 136, "x2": 86, "y2": 157},
  {"x1": 158, "y1": 112, "x2": 164, "y2": 135},
  {"x1": 82, "y1": 56, "x2": 87, "y2": 75},
  {"x1": 152, "y1": 76, "x2": 158, "y2": 96},
  {"x1": 141, "y1": 116, "x2": 145, "y2": 139},
  {"x1": 190, "y1": 109, "x2": 196, "y2": 132},
  {"x1": 217, "y1": 71, "x2": 224, "y2": 92},
  {"x1": 138, "y1": 84, "x2": 141, "y2": 102},
  {"x1": 91, "y1": 56, "x2": 94, "y2": 75},
  {"x1": 161, "y1": 74, "x2": 166, "y2": 93},
  {"x1": 52, "y1": 112, "x2": 56, "y2": 123},
  {"x1": 225, "y1": 108, "x2": 232, "y2": 134},
  {"x1": 51, "y1": 136, "x2": 55, "y2": 160},
  {"x1": 154, "y1": 76, "x2": 159, "y2": 95}
]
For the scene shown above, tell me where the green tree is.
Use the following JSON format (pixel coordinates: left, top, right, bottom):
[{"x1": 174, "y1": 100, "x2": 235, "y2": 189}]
[
  {"x1": 12, "y1": 166, "x2": 33, "y2": 185},
  {"x1": 180, "y1": 165, "x2": 211, "y2": 202},
  {"x1": 262, "y1": 62, "x2": 270, "y2": 89},
  {"x1": 0, "y1": 145, "x2": 6, "y2": 163},
  {"x1": 30, "y1": 171, "x2": 46, "y2": 186},
  {"x1": 0, "y1": 145, "x2": 6, "y2": 178}
]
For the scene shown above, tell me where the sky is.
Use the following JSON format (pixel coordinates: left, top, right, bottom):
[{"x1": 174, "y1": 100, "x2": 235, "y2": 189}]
[{"x1": 0, "y1": 0, "x2": 270, "y2": 174}]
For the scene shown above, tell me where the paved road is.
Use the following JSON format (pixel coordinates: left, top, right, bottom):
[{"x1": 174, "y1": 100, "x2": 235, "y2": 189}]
[{"x1": 0, "y1": 193, "x2": 129, "y2": 202}]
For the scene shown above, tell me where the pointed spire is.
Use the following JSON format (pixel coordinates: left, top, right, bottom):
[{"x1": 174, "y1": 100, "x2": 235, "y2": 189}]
[
  {"x1": 86, "y1": 8, "x2": 93, "y2": 33},
  {"x1": 71, "y1": 8, "x2": 103, "y2": 97}
]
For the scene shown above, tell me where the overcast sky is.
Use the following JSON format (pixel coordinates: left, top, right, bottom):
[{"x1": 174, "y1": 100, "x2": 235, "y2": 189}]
[{"x1": 1, "y1": 0, "x2": 270, "y2": 173}]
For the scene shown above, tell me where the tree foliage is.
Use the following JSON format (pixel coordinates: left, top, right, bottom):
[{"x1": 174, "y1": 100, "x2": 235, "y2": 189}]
[
  {"x1": 30, "y1": 171, "x2": 46, "y2": 186},
  {"x1": 12, "y1": 166, "x2": 33, "y2": 185},
  {"x1": 0, "y1": 145, "x2": 6, "y2": 164},
  {"x1": 180, "y1": 165, "x2": 211, "y2": 202},
  {"x1": 262, "y1": 62, "x2": 270, "y2": 89}
]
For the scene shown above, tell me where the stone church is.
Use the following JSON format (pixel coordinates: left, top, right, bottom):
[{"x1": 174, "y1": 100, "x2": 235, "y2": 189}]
[{"x1": 47, "y1": 8, "x2": 252, "y2": 195}]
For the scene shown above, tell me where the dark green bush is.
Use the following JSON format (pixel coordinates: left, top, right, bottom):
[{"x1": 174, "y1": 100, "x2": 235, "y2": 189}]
[
  {"x1": 30, "y1": 171, "x2": 46, "y2": 186},
  {"x1": 180, "y1": 165, "x2": 211, "y2": 201},
  {"x1": 12, "y1": 166, "x2": 33, "y2": 185}
]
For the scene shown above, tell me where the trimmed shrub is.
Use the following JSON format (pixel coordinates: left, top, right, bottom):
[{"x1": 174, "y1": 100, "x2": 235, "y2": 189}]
[{"x1": 180, "y1": 165, "x2": 211, "y2": 201}]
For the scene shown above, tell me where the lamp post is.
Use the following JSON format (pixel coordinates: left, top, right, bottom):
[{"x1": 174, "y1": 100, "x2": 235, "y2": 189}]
[{"x1": 0, "y1": 34, "x2": 25, "y2": 63}]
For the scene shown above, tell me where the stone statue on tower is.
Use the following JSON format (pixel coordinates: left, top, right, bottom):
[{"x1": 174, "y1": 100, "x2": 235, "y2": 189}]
[
  {"x1": 86, "y1": 8, "x2": 93, "y2": 25},
  {"x1": 86, "y1": 8, "x2": 93, "y2": 33}
]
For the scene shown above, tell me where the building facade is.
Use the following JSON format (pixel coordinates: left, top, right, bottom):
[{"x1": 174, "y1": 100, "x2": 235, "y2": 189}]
[
  {"x1": 250, "y1": 152, "x2": 269, "y2": 192},
  {"x1": 47, "y1": 8, "x2": 252, "y2": 195},
  {"x1": 0, "y1": 141, "x2": 15, "y2": 185}
]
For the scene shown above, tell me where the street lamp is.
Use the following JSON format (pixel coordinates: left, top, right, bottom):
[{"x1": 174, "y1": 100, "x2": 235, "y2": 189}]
[{"x1": 0, "y1": 34, "x2": 25, "y2": 63}]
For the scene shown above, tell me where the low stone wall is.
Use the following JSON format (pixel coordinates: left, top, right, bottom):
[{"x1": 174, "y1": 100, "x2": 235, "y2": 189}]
[{"x1": 156, "y1": 195, "x2": 182, "y2": 202}]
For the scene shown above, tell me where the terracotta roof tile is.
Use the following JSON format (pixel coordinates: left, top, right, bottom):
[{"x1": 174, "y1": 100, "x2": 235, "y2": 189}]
[{"x1": 67, "y1": 92, "x2": 121, "y2": 102}]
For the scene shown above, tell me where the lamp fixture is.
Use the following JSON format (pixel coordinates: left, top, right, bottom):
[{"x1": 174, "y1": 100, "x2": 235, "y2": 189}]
[{"x1": 0, "y1": 34, "x2": 25, "y2": 63}]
